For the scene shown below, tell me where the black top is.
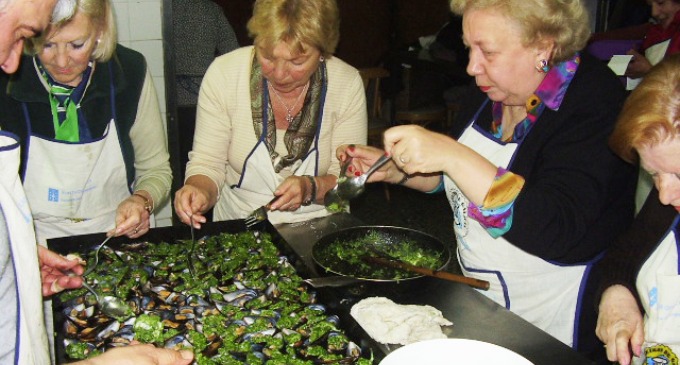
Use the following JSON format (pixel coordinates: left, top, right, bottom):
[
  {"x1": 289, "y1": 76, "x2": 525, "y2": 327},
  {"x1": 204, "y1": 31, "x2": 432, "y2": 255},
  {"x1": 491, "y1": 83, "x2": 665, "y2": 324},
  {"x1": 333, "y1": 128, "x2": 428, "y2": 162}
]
[{"x1": 594, "y1": 187, "x2": 678, "y2": 309}]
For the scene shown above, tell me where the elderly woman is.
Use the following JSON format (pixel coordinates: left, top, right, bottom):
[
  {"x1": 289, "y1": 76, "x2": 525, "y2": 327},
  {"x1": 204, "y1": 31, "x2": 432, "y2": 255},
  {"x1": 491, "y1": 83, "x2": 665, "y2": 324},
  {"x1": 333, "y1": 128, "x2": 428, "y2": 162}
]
[
  {"x1": 174, "y1": 0, "x2": 366, "y2": 227},
  {"x1": 595, "y1": 54, "x2": 680, "y2": 365},
  {"x1": 339, "y1": 0, "x2": 636, "y2": 353},
  {"x1": 0, "y1": 0, "x2": 171, "y2": 243}
]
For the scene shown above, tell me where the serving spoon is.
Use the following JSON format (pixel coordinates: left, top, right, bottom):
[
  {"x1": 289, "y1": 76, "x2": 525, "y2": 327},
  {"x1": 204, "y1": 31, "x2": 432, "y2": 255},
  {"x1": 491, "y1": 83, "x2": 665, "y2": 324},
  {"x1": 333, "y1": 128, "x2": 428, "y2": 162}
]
[
  {"x1": 80, "y1": 280, "x2": 133, "y2": 321},
  {"x1": 82, "y1": 235, "x2": 113, "y2": 276},
  {"x1": 324, "y1": 154, "x2": 391, "y2": 212}
]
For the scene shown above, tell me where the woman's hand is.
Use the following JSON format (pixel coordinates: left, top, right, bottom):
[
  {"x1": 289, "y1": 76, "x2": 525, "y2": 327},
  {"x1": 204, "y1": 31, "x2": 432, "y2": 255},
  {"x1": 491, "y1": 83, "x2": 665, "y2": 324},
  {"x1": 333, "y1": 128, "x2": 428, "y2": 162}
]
[
  {"x1": 383, "y1": 125, "x2": 457, "y2": 175},
  {"x1": 269, "y1": 176, "x2": 311, "y2": 212},
  {"x1": 174, "y1": 176, "x2": 217, "y2": 229},
  {"x1": 336, "y1": 143, "x2": 401, "y2": 183},
  {"x1": 596, "y1": 285, "x2": 645, "y2": 365},
  {"x1": 114, "y1": 192, "x2": 152, "y2": 238},
  {"x1": 625, "y1": 49, "x2": 652, "y2": 79},
  {"x1": 75, "y1": 342, "x2": 193, "y2": 365},
  {"x1": 38, "y1": 245, "x2": 84, "y2": 297}
]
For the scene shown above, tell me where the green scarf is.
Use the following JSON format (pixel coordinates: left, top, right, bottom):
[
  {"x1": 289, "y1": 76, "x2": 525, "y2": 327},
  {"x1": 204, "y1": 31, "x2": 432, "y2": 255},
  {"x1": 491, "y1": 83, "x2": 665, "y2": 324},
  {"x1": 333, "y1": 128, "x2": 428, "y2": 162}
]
[{"x1": 38, "y1": 60, "x2": 93, "y2": 142}]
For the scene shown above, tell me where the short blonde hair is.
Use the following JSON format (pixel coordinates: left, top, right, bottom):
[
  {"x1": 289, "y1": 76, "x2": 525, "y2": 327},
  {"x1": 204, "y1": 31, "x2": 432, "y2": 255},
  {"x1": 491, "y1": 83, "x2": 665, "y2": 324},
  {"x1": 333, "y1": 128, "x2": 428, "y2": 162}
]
[
  {"x1": 609, "y1": 54, "x2": 680, "y2": 164},
  {"x1": 247, "y1": 0, "x2": 340, "y2": 59},
  {"x1": 450, "y1": 0, "x2": 590, "y2": 64},
  {"x1": 25, "y1": 0, "x2": 117, "y2": 62}
]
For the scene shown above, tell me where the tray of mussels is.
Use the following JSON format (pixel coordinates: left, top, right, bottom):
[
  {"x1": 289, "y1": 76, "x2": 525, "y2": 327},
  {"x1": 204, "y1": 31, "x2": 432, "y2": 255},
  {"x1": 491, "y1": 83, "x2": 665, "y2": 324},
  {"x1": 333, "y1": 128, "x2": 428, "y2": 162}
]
[{"x1": 48, "y1": 220, "x2": 375, "y2": 365}]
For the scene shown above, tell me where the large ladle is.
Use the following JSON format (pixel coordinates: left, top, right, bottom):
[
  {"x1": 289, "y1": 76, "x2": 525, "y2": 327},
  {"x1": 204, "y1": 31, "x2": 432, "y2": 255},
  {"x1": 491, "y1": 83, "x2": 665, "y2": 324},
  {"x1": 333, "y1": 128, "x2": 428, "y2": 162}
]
[
  {"x1": 324, "y1": 154, "x2": 391, "y2": 212},
  {"x1": 80, "y1": 280, "x2": 132, "y2": 321}
]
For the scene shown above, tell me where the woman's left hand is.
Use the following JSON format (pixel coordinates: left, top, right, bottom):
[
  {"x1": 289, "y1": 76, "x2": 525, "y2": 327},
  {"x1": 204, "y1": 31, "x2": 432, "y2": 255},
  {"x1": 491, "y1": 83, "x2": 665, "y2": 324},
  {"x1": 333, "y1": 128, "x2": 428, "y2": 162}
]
[
  {"x1": 596, "y1": 285, "x2": 645, "y2": 365},
  {"x1": 113, "y1": 193, "x2": 152, "y2": 238},
  {"x1": 269, "y1": 176, "x2": 310, "y2": 212}
]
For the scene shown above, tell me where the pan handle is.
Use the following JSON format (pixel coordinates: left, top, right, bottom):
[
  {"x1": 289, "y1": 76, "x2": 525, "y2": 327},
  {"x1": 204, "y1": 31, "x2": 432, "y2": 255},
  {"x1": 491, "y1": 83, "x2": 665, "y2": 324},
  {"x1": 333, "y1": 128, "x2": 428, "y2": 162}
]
[{"x1": 363, "y1": 256, "x2": 490, "y2": 290}]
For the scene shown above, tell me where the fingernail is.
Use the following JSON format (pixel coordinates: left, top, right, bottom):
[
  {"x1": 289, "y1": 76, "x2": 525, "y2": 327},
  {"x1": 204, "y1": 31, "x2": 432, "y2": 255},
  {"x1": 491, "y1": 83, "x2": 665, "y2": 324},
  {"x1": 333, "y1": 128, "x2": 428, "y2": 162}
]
[
  {"x1": 180, "y1": 350, "x2": 194, "y2": 360},
  {"x1": 354, "y1": 171, "x2": 361, "y2": 176},
  {"x1": 348, "y1": 165, "x2": 354, "y2": 173},
  {"x1": 51, "y1": 281, "x2": 64, "y2": 294},
  {"x1": 348, "y1": 144, "x2": 355, "y2": 151}
]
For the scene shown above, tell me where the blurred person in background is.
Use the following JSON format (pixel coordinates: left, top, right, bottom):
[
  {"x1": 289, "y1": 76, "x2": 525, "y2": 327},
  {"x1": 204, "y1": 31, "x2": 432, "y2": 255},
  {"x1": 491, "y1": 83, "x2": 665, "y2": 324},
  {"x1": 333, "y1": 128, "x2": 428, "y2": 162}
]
[{"x1": 172, "y1": 0, "x2": 238, "y2": 181}]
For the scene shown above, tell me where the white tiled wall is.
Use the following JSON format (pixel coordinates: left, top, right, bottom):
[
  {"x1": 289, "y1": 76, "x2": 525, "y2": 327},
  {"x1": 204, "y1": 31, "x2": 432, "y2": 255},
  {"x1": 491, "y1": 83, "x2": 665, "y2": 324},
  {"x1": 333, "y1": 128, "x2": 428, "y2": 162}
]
[{"x1": 111, "y1": 0, "x2": 173, "y2": 227}]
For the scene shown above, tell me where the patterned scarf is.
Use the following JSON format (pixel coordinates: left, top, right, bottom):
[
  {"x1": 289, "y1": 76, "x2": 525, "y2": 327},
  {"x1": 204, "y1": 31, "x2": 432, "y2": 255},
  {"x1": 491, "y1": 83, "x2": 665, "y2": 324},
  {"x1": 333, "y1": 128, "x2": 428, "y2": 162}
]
[
  {"x1": 491, "y1": 53, "x2": 580, "y2": 142},
  {"x1": 250, "y1": 53, "x2": 326, "y2": 173},
  {"x1": 37, "y1": 58, "x2": 93, "y2": 142}
]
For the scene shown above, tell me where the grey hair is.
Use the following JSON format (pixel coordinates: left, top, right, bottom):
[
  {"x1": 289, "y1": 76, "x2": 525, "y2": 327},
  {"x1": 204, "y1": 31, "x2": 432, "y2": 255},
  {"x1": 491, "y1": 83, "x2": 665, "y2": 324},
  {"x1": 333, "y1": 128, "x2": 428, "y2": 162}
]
[{"x1": 52, "y1": 0, "x2": 77, "y2": 23}]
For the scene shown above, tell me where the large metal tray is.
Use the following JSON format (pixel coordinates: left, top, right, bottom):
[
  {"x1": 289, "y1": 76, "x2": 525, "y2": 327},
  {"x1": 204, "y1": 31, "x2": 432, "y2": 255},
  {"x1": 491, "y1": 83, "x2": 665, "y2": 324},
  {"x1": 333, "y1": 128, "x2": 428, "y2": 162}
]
[{"x1": 47, "y1": 220, "x2": 377, "y2": 363}]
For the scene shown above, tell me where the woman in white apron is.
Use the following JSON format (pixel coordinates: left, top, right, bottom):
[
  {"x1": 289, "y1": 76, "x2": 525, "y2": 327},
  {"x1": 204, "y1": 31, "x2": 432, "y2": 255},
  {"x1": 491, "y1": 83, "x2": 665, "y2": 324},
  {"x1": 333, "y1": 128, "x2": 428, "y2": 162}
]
[
  {"x1": 597, "y1": 54, "x2": 680, "y2": 365},
  {"x1": 174, "y1": 0, "x2": 367, "y2": 228},
  {"x1": 338, "y1": 0, "x2": 636, "y2": 357},
  {"x1": 0, "y1": 0, "x2": 171, "y2": 243}
]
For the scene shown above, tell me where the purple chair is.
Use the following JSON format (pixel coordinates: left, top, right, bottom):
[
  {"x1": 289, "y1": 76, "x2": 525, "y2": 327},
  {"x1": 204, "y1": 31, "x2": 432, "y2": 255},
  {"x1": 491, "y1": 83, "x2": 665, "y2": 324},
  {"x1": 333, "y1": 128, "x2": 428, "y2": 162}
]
[{"x1": 586, "y1": 39, "x2": 643, "y2": 61}]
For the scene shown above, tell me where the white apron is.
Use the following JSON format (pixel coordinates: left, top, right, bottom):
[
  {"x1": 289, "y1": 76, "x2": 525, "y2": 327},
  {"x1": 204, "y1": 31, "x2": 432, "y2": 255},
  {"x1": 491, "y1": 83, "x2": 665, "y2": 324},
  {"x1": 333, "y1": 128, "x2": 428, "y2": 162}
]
[
  {"x1": 0, "y1": 132, "x2": 51, "y2": 365},
  {"x1": 214, "y1": 84, "x2": 330, "y2": 225},
  {"x1": 446, "y1": 101, "x2": 590, "y2": 346},
  {"x1": 632, "y1": 214, "x2": 680, "y2": 365},
  {"x1": 20, "y1": 74, "x2": 132, "y2": 245}
]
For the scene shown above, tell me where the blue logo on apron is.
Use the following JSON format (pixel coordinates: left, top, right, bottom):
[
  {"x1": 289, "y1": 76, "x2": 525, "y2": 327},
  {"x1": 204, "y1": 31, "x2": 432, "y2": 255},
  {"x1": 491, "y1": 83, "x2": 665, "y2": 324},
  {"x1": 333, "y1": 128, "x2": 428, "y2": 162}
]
[{"x1": 48, "y1": 188, "x2": 59, "y2": 202}]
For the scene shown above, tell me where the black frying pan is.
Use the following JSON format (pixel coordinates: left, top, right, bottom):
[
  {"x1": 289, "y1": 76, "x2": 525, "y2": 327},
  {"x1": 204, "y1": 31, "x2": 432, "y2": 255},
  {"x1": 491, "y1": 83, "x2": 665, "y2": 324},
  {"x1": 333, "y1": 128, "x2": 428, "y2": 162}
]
[{"x1": 312, "y1": 226, "x2": 451, "y2": 282}]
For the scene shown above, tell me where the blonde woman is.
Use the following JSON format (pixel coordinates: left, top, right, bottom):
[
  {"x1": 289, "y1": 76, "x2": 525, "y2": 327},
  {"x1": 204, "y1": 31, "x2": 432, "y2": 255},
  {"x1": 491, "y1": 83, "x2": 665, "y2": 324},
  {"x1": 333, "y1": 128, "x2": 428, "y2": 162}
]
[
  {"x1": 174, "y1": 0, "x2": 367, "y2": 227},
  {"x1": 0, "y1": 0, "x2": 171, "y2": 243}
]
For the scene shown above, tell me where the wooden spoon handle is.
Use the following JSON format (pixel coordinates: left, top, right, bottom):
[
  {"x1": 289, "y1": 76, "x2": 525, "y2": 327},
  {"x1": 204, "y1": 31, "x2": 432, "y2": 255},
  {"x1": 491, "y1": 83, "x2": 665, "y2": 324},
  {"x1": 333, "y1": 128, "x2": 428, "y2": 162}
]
[{"x1": 364, "y1": 256, "x2": 490, "y2": 290}]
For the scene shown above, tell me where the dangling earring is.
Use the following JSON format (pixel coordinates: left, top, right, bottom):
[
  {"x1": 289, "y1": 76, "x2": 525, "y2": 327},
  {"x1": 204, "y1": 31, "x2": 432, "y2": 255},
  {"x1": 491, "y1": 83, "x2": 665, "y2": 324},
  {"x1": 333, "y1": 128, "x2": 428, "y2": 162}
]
[
  {"x1": 319, "y1": 56, "x2": 325, "y2": 62},
  {"x1": 536, "y1": 59, "x2": 549, "y2": 73}
]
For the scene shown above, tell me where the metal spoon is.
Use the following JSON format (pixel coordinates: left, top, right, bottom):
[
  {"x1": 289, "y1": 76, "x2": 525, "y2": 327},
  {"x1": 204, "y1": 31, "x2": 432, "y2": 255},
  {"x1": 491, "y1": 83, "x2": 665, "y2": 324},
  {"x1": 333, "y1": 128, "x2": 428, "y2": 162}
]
[
  {"x1": 324, "y1": 154, "x2": 392, "y2": 212},
  {"x1": 80, "y1": 280, "x2": 132, "y2": 320},
  {"x1": 188, "y1": 215, "x2": 196, "y2": 276},
  {"x1": 82, "y1": 235, "x2": 113, "y2": 276}
]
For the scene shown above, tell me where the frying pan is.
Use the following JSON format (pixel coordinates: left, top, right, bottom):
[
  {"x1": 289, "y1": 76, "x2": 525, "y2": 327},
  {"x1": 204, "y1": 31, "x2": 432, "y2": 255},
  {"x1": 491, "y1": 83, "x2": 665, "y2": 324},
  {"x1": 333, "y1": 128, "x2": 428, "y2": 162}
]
[{"x1": 312, "y1": 226, "x2": 451, "y2": 282}]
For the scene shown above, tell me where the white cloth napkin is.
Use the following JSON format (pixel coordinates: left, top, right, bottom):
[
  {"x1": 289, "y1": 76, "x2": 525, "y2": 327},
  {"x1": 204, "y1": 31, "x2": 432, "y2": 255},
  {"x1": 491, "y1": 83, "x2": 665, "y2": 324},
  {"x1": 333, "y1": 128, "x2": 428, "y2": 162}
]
[{"x1": 350, "y1": 297, "x2": 453, "y2": 345}]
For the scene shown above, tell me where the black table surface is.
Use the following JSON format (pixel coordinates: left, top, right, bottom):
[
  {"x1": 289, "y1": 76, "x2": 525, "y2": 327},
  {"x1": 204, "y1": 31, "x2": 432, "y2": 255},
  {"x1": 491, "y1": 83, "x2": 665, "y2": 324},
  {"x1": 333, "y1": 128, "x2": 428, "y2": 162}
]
[
  {"x1": 48, "y1": 213, "x2": 595, "y2": 365},
  {"x1": 275, "y1": 213, "x2": 596, "y2": 365}
]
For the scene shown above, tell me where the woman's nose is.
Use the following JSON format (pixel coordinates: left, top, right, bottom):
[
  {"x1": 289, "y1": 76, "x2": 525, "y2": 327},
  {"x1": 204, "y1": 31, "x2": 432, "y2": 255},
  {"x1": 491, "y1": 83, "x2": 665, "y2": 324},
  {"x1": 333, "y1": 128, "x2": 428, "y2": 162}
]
[
  {"x1": 466, "y1": 51, "x2": 481, "y2": 76},
  {"x1": 55, "y1": 49, "x2": 69, "y2": 68},
  {"x1": 271, "y1": 62, "x2": 288, "y2": 80},
  {"x1": 657, "y1": 174, "x2": 680, "y2": 205}
]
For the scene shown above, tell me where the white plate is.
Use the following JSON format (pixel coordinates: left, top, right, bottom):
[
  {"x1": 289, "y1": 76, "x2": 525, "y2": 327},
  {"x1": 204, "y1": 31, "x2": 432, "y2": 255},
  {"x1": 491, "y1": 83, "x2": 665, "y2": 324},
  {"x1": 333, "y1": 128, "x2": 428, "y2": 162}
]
[{"x1": 380, "y1": 338, "x2": 534, "y2": 365}]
